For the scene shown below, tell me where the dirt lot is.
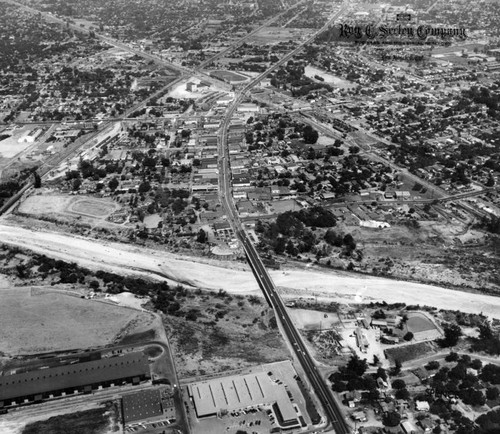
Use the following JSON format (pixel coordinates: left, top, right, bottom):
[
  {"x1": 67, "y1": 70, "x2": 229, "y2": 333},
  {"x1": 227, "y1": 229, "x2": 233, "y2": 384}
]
[
  {"x1": 163, "y1": 293, "x2": 289, "y2": 377},
  {"x1": 0, "y1": 285, "x2": 150, "y2": 355},
  {"x1": 288, "y1": 308, "x2": 340, "y2": 330}
]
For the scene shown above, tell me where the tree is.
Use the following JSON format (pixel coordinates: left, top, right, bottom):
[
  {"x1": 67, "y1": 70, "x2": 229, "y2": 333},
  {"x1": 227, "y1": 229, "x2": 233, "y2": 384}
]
[
  {"x1": 425, "y1": 361, "x2": 440, "y2": 371},
  {"x1": 197, "y1": 229, "x2": 207, "y2": 243},
  {"x1": 396, "y1": 388, "x2": 410, "y2": 400},
  {"x1": 346, "y1": 355, "x2": 368, "y2": 377},
  {"x1": 108, "y1": 177, "x2": 119, "y2": 191},
  {"x1": 138, "y1": 181, "x2": 151, "y2": 193},
  {"x1": 383, "y1": 411, "x2": 401, "y2": 427},
  {"x1": 89, "y1": 280, "x2": 100, "y2": 290},
  {"x1": 72, "y1": 178, "x2": 81, "y2": 191},
  {"x1": 486, "y1": 387, "x2": 500, "y2": 400},
  {"x1": 440, "y1": 324, "x2": 462, "y2": 347},
  {"x1": 377, "y1": 367, "x2": 387, "y2": 381},
  {"x1": 392, "y1": 379, "x2": 406, "y2": 390},
  {"x1": 445, "y1": 351, "x2": 459, "y2": 362},
  {"x1": 33, "y1": 171, "x2": 41, "y2": 188},
  {"x1": 393, "y1": 359, "x2": 402, "y2": 375},
  {"x1": 404, "y1": 332, "x2": 414, "y2": 341},
  {"x1": 303, "y1": 125, "x2": 319, "y2": 144}
]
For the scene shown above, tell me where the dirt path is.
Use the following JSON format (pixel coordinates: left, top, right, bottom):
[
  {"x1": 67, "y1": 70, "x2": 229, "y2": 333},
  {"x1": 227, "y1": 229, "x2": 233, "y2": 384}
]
[{"x1": 1, "y1": 224, "x2": 500, "y2": 318}]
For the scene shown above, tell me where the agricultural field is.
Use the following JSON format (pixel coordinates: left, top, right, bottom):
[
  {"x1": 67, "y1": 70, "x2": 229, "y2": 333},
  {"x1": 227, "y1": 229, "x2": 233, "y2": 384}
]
[
  {"x1": 0, "y1": 286, "x2": 149, "y2": 355},
  {"x1": 384, "y1": 341, "x2": 437, "y2": 363}
]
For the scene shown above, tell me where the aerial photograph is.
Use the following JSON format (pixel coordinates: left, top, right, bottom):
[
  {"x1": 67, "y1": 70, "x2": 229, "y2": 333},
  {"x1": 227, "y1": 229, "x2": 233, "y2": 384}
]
[{"x1": 0, "y1": 0, "x2": 500, "y2": 433}]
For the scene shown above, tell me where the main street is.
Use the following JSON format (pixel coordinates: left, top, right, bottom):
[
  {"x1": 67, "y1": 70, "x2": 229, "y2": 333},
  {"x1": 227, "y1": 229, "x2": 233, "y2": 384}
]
[{"x1": 218, "y1": 4, "x2": 352, "y2": 433}]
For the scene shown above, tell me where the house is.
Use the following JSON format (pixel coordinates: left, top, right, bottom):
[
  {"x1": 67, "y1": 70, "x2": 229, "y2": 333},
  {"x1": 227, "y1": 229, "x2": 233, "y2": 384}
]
[
  {"x1": 352, "y1": 410, "x2": 367, "y2": 422},
  {"x1": 377, "y1": 377, "x2": 389, "y2": 389},
  {"x1": 415, "y1": 400, "x2": 430, "y2": 412},
  {"x1": 354, "y1": 328, "x2": 369, "y2": 352},
  {"x1": 401, "y1": 420, "x2": 422, "y2": 434},
  {"x1": 419, "y1": 417, "x2": 435, "y2": 433},
  {"x1": 371, "y1": 319, "x2": 388, "y2": 329},
  {"x1": 344, "y1": 390, "x2": 362, "y2": 407}
]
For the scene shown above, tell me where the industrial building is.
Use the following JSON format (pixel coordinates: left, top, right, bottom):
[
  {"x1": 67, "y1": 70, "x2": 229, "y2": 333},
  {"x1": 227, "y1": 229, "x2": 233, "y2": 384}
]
[
  {"x1": 0, "y1": 352, "x2": 150, "y2": 408},
  {"x1": 188, "y1": 372, "x2": 300, "y2": 429},
  {"x1": 122, "y1": 389, "x2": 163, "y2": 423}
]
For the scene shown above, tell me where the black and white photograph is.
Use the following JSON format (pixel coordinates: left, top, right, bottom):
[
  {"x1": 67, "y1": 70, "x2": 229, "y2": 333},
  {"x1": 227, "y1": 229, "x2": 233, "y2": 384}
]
[{"x1": 0, "y1": 0, "x2": 499, "y2": 433}]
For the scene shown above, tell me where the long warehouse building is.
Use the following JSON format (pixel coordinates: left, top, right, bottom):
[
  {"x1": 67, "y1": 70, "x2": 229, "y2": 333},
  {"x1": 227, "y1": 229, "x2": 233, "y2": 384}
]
[{"x1": 0, "y1": 352, "x2": 150, "y2": 408}]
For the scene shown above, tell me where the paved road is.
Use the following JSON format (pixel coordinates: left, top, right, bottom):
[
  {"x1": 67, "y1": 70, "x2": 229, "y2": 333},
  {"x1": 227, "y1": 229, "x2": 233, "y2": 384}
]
[{"x1": 217, "y1": 4, "x2": 352, "y2": 433}]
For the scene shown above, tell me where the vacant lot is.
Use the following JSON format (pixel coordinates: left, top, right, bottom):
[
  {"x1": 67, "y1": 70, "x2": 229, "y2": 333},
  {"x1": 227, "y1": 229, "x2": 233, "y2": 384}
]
[
  {"x1": 289, "y1": 308, "x2": 340, "y2": 330},
  {"x1": 0, "y1": 286, "x2": 147, "y2": 355},
  {"x1": 22, "y1": 404, "x2": 117, "y2": 434},
  {"x1": 163, "y1": 292, "x2": 288, "y2": 377}
]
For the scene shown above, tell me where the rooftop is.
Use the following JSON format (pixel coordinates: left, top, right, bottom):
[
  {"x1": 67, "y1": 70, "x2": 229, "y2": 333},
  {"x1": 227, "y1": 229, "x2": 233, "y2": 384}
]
[
  {"x1": 122, "y1": 388, "x2": 163, "y2": 423},
  {"x1": 189, "y1": 371, "x2": 297, "y2": 421}
]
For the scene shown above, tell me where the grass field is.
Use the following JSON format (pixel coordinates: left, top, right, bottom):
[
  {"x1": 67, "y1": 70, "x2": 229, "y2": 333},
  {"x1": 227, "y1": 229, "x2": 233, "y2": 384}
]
[
  {"x1": 70, "y1": 199, "x2": 117, "y2": 217},
  {"x1": 0, "y1": 287, "x2": 145, "y2": 355}
]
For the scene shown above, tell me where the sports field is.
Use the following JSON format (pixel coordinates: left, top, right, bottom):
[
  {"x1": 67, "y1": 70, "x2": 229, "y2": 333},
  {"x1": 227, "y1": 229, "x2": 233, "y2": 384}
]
[
  {"x1": 406, "y1": 312, "x2": 437, "y2": 333},
  {"x1": 70, "y1": 199, "x2": 117, "y2": 217},
  {"x1": 210, "y1": 70, "x2": 248, "y2": 82}
]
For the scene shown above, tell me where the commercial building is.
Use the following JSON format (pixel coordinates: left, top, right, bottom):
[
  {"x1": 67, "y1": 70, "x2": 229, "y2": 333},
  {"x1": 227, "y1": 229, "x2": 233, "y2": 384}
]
[
  {"x1": 188, "y1": 372, "x2": 299, "y2": 428},
  {"x1": 0, "y1": 352, "x2": 150, "y2": 408}
]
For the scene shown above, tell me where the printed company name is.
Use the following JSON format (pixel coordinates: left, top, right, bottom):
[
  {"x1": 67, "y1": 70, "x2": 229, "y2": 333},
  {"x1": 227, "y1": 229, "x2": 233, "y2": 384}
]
[{"x1": 339, "y1": 23, "x2": 467, "y2": 40}]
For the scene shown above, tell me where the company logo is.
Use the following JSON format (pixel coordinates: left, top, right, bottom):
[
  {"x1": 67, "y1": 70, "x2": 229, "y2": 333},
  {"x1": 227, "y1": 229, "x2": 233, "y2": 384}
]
[{"x1": 336, "y1": 18, "x2": 467, "y2": 45}]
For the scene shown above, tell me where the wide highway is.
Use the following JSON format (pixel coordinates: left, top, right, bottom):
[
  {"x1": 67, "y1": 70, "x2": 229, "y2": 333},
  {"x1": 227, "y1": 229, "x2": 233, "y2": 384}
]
[{"x1": 217, "y1": 4, "x2": 352, "y2": 434}]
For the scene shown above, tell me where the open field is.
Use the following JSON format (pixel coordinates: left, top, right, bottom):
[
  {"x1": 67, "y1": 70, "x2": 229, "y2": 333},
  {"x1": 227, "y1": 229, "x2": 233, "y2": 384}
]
[
  {"x1": 22, "y1": 406, "x2": 115, "y2": 434},
  {"x1": 289, "y1": 308, "x2": 340, "y2": 330},
  {"x1": 0, "y1": 286, "x2": 148, "y2": 355},
  {"x1": 164, "y1": 292, "x2": 288, "y2": 377},
  {"x1": 249, "y1": 26, "x2": 312, "y2": 44},
  {"x1": 1, "y1": 224, "x2": 500, "y2": 318}
]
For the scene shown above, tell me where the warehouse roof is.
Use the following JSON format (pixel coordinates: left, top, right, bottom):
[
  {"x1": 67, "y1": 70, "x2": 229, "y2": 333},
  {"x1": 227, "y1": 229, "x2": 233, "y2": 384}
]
[
  {"x1": 122, "y1": 389, "x2": 163, "y2": 423},
  {"x1": 189, "y1": 372, "x2": 297, "y2": 422},
  {"x1": 0, "y1": 352, "x2": 150, "y2": 402}
]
